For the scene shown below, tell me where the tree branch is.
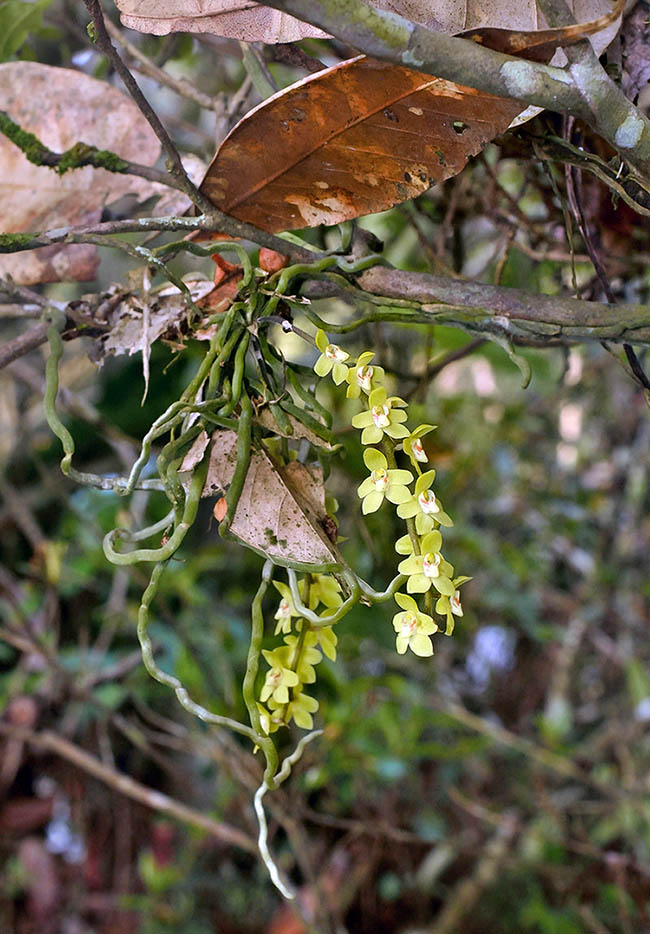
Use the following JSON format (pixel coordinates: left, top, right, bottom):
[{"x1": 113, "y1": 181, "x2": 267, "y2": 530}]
[
  {"x1": 340, "y1": 267, "x2": 650, "y2": 345},
  {"x1": 0, "y1": 213, "x2": 319, "y2": 263},
  {"x1": 262, "y1": 0, "x2": 650, "y2": 183}
]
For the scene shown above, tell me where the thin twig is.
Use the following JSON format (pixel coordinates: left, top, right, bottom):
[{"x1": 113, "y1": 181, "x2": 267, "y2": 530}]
[
  {"x1": 104, "y1": 17, "x2": 220, "y2": 112},
  {"x1": 82, "y1": 0, "x2": 213, "y2": 213}
]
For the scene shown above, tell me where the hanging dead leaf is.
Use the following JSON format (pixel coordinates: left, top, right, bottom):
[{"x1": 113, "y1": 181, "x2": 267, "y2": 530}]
[
  {"x1": 0, "y1": 62, "x2": 183, "y2": 285},
  {"x1": 203, "y1": 429, "x2": 343, "y2": 570},
  {"x1": 200, "y1": 55, "x2": 525, "y2": 232},
  {"x1": 461, "y1": 0, "x2": 624, "y2": 61}
]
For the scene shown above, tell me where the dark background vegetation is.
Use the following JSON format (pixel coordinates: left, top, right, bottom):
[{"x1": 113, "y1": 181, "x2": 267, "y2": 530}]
[{"x1": 1, "y1": 2, "x2": 650, "y2": 931}]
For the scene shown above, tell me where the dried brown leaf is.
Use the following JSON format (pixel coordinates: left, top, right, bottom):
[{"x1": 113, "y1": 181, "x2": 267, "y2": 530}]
[
  {"x1": 204, "y1": 429, "x2": 342, "y2": 569},
  {"x1": 0, "y1": 63, "x2": 167, "y2": 284},
  {"x1": 200, "y1": 56, "x2": 524, "y2": 232}
]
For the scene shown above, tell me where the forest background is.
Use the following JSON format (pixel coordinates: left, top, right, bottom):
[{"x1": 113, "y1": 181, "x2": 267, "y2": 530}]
[{"x1": 1, "y1": 0, "x2": 650, "y2": 932}]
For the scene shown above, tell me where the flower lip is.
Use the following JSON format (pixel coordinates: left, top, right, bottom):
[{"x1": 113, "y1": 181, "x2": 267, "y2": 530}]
[
  {"x1": 278, "y1": 599, "x2": 290, "y2": 615},
  {"x1": 356, "y1": 364, "x2": 373, "y2": 391},
  {"x1": 401, "y1": 612, "x2": 418, "y2": 637},
  {"x1": 451, "y1": 591, "x2": 463, "y2": 615},
  {"x1": 268, "y1": 668, "x2": 282, "y2": 686},
  {"x1": 418, "y1": 489, "x2": 439, "y2": 514},
  {"x1": 372, "y1": 404, "x2": 390, "y2": 428},
  {"x1": 422, "y1": 552, "x2": 441, "y2": 577},
  {"x1": 371, "y1": 467, "x2": 389, "y2": 491},
  {"x1": 325, "y1": 343, "x2": 348, "y2": 362},
  {"x1": 411, "y1": 438, "x2": 427, "y2": 462}
]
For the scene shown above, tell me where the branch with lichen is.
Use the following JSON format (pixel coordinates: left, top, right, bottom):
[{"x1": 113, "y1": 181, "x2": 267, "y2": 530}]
[{"x1": 262, "y1": 0, "x2": 650, "y2": 184}]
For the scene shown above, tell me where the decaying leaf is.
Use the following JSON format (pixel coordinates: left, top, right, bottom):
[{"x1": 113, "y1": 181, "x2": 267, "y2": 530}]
[
  {"x1": 94, "y1": 276, "x2": 215, "y2": 364},
  {"x1": 462, "y1": 0, "x2": 624, "y2": 61},
  {"x1": 0, "y1": 62, "x2": 169, "y2": 284},
  {"x1": 115, "y1": 0, "x2": 621, "y2": 56},
  {"x1": 200, "y1": 55, "x2": 524, "y2": 232},
  {"x1": 203, "y1": 429, "x2": 343, "y2": 570}
]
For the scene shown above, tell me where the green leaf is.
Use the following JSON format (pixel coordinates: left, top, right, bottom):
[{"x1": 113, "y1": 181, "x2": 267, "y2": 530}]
[{"x1": 0, "y1": 0, "x2": 52, "y2": 62}]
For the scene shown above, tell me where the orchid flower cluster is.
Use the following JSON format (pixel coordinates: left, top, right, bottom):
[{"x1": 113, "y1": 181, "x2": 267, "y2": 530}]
[
  {"x1": 316, "y1": 329, "x2": 470, "y2": 658},
  {"x1": 257, "y1": 574, "x2": 340, "y2": 733},
  {"x1": 258, "y1": 330, "x2": 469, "y2": 733}
]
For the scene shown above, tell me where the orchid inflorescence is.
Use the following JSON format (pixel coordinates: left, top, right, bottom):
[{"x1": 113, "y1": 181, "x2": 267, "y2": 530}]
[
  {"x1": 257, "y1": 575, "x2": 340, "y2": 733},
  {"x1": 258, "y1": 329, "x2": 470, "y2": 733},
  {"x1": 336, "y1": 331, "x2": 470, "y2": 655}
]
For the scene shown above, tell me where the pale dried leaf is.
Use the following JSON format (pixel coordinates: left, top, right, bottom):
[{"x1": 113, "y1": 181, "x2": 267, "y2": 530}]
[
  {"x1": 115, "y1": 0, "x2": 620, "y2": 55},
  {"x1": 0, "y1": 62, "x2": 164, "y2": 284},
  {"x1": 204, "y1": 429, "x2": 342, "y2": 569}
]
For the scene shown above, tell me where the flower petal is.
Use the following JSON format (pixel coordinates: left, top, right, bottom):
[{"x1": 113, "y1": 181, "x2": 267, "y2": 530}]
[
  {"x1": 394, "y1": 591, "x2": 417, "y2": 612},
  {"x1": 384, "y1": 423, "x2": 409, "y2": 439},
  {"x1": 433, "y1": 576, "x2": 455, "y2": 596},
  {"x1": 395, "y1": 534, "x2": 414, "y2": 554},
  {"x1": 415, "y1": 470, "x2": 436, "y2": 495},
  {"x1": 397, "y1": 555, "x2": 421, "y2": 574},
  {"x1": 357, "y1": 477, "x2": 375, "y2": 497},
  {"x1": 274, "y1": 684, "x2": 290, "y2": 704},
  {"x1": 315, "y1": 329, "x2": 329, "y2": 352},
  {"x1": 314, "y1": 355, "x2": 332, "y2": 377},
  {"x1": 421, "y1": 530, "x2": 442, "y2": 553},
  {"x1": 386, "y1": 485, "x2": 412, "y2": 505},
  {"x1": 292, "y1": 707, "x2": 314, "y2": 729},
  {"x1": 368, "y1": 387, "x2": 387, "y2": 407},
  {"x1": 389, "y1": 469, "x2": 414, "y2": 484},
  {"x1": 406, "y1": 574, "x2": 431, "y2": 594},
  {"x1": 409, "y1": 633, "x2": 434, "y2": 657},
  {"x1": 415, "y1": 513, "x2": 434, "y2": 535},
  {"x1": 332, "y1": 362, "x2": 349, "y2": 384},
  {"x1": 351, "y1": 411, "x2": 373, "y2": 428},
  {"x1": 397, "y1": 499, "x2": 418, "y2": 519},
  {"x1": 363, "y1": 448, "x2": 387, "y2": 471},
  {"x1": 356, "y1": 351, "x2": 375, "y2": 367},
  {"x1": 361, "y1": 426, "x2": 383, "y2": 445},
  {"x1": 362, "y1": 490, "x2": 385, "y2": 514}
]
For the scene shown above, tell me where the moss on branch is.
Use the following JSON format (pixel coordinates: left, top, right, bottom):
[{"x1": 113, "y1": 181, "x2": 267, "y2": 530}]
[{"x1": 0, "y1": 111, "x2": 129, "y2": 175}]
